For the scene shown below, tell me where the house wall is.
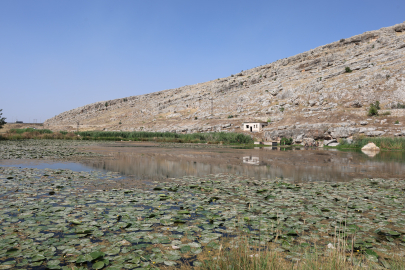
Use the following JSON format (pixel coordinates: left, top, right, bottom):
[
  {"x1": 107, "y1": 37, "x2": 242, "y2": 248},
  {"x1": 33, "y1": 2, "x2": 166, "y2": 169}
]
[{"x1": 243, "y1": 123, "x2": 265, "y2": 132}]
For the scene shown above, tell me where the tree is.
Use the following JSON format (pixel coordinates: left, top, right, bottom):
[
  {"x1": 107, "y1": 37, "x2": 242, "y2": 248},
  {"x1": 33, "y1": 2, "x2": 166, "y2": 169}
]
[{"x1": 0, "y1": 109, "x2": 6, "y2": 129}]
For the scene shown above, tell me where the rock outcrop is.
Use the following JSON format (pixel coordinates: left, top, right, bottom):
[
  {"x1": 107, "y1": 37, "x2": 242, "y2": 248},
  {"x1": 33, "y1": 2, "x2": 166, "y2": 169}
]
[
  {"x1": 44, "y1": 22, "x2": 405, "y2": 140},
  {"x1": 362, "y1": 142, "x2": 380, "y2": 151}
]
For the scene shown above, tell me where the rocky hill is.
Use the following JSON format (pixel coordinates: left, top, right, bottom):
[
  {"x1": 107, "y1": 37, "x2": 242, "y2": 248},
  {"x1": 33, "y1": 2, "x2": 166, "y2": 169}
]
[{"x1": 45, "y1": 22, "x2": 405, "y2": 142}]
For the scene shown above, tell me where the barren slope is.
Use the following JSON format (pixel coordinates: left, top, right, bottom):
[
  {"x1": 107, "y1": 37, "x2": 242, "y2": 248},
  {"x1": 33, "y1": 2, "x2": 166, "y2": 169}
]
[{"x1": 45, "y1": 22, "x2": 405, "y2": 140}]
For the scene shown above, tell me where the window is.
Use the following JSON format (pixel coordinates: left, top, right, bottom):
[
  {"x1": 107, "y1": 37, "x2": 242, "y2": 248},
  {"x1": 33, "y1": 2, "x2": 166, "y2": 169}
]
[{"x1": 246, "y1": 125, "x2": 249, "y2": 128}]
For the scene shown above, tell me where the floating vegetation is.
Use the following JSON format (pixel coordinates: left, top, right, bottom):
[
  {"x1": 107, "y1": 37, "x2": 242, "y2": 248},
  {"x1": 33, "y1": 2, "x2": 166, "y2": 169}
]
[
  {"x1": 0, "y1": 140, "x2": 102, "y2": 160},
  {"x1": 0, "y1": 165, "x2": 405, "y2": 269}
]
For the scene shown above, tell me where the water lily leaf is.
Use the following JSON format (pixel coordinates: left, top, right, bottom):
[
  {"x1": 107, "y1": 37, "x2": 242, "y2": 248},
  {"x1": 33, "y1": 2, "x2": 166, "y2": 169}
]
[
  {"x1": 105, "y1": 247, "x2": 120, "y2": 256},
  {"x1": 76, "y1": 254, "x2": 93, "y2": 263},
  {"x1": 31, "y1": 254, "x2": 46, "y2": 262},
  {"x1": 90, "y1": 251, "x2": 105, "y2": 260},
  {"x1": 48, "y1": 260, "x2": 60, "y2": 266},
  {"x1": 180, "y1": 245, "x2": 191, "y2": 253},
  {"x1": 92, "y1": 261, "x2": 105, "y2": 269},
  {"x1": 164, "y1": 261, "x2": 177, "y2": 266},
  {"x1": 364, "y1": 249, "x2": 378, "y2": 258}
]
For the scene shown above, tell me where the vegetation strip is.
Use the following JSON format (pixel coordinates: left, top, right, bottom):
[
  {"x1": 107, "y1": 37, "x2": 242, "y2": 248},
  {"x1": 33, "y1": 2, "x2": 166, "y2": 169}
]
[{"x1": 1, "y1": 129, "x2": 253, "y2": 145}]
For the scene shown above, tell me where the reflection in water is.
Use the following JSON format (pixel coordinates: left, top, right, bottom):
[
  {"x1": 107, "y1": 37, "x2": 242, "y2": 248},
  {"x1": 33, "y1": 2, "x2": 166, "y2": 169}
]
[
  {"x1": 81, "y1": 145, "x2": 405, "y2": 183},
  {"x1": 243, "y1": 156, "x2": 260, "y2": 165},
  {"x1": 362, "y1": 149, "x2": 380, "y2": 157}
]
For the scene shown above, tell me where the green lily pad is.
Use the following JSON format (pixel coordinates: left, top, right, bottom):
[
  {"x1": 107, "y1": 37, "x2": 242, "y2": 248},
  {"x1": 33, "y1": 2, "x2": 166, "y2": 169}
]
[
  {"x1": 90, "y1": 251, "x2": 105, "y2": 260},
  {"x1": 93, "y1": 261, "x2": 105, "y2": 269},
  {"x1": 164, "y1": 261, "x2": 177, "y2": 266},
  {"x1": 31, "y1": 254, "x2": 46, "y2": 262}
]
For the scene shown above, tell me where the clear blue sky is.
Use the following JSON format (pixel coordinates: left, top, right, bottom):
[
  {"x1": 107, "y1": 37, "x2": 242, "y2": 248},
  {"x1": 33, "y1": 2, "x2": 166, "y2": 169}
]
[{"x1": 1, "y1": 0, "x2": 404, "y2": 123}]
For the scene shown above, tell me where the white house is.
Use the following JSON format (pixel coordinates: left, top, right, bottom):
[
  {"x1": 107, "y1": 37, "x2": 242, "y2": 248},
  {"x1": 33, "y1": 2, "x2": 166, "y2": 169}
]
[{"x1": 243, "y1": 122, "x2": 268, "y2": 132}]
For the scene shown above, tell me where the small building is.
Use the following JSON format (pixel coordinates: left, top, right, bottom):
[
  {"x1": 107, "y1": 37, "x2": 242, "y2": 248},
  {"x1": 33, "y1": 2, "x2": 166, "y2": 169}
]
[{"x1": 243, "y1": 122, "x2": 268, "y2": 132}]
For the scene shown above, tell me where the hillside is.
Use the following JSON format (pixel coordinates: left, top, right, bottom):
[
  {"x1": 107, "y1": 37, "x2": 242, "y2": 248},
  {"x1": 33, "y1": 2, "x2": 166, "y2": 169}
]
[{"x1": 45, "y1": 22, "x2": 405, "y2": 141}]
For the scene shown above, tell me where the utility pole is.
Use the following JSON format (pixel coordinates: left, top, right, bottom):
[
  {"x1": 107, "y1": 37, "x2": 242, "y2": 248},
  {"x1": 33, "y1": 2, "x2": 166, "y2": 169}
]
[{"x1": 76, "y1": 121, "x2": 80, "y2": 133}]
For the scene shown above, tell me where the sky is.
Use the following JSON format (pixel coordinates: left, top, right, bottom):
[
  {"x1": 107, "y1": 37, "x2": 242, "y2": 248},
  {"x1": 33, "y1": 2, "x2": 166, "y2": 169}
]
[{"x1": 0, "y1": 0, "x2": 404, "y2": 123}]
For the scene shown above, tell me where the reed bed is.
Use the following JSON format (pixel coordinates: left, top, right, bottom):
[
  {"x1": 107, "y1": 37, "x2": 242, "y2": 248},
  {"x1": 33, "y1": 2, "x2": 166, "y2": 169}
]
[
  {"x1": 339, "y1": 136, "x2": 405, "y2": 150},
  {"x1": 179, "y1": 235, "x2": 405, "y2": 270},
  {"x1": 2, "y1": 129, "x2": 253, "y2": 144}
]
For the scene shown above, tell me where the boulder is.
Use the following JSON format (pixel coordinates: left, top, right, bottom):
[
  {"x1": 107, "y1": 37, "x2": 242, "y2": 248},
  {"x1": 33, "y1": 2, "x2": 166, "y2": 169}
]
[
  {"x1": 361, "y1": 142, "x2": 380, "y2": 151},
  {"x1": 324, "y1": 139, "x2": 338, "y2": 146},
  {"x1": 328, "y1": 142, "x2": 340, "y2": 147}
]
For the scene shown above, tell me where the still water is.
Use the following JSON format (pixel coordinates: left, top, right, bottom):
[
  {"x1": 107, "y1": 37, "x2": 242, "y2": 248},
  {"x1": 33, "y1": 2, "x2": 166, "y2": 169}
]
[{"x1": 2, "y1": 143, "x2": 405, "y2": 182}]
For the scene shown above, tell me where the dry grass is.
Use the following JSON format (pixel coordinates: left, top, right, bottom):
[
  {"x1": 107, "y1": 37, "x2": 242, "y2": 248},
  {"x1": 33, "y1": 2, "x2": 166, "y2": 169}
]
[{"x1": 177, "y1": 236, "x2": 405, "y2": 270}]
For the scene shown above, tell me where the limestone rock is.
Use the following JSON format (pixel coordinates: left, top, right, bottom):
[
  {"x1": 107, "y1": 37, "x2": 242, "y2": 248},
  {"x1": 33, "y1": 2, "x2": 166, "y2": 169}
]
[{"x1": 361, "y1": 142, "x2": 380, "y2": 151}]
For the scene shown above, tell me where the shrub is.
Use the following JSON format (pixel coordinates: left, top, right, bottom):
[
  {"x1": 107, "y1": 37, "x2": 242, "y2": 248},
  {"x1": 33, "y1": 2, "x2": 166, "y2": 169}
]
[
  {"x1": 267, "y1": 119, "x2": 271, "y2": 123},
  {"x1": 393, "y1": 103, "x2": 405, "y2": 109},
  {"x1": 368, "y1": 104, "x2": 378, "y2": 116},
  {"x1": 340, "y1": 38, "x2": 345, "y2": 42},
  {"x1": 194, "y1": 117, "x2": 198, "y2": 120},
  {"x1": 280, "y1": 137, "x2": 293, "y2": 145},
  {"x1": 368, "y1": 101, "x2": 380, "y2": 116},
  {"x1": 119, "y1": 121, "x2": 122, "y2": 125},
  {"x1": 381, "y1": 111, "x2": 391, "y2": 116},
  {"x1": 227, "y1": 115, "x2": 234, "y2": 119},
  {"x1": 345, "y1": 67, "x2": 352, "y2": 73},
  {"x1": 105, "y1": 102, "x2": 108, "y2": 107},
  {"x1": 0, "y1": 109, "x2": 6, "y2": 129},
  {"x1": 395, "y1": 120, "x2": 399, "y2": 124},
  {"x1": 279, "y1": 107, "x2": 285, "y2": 112}
]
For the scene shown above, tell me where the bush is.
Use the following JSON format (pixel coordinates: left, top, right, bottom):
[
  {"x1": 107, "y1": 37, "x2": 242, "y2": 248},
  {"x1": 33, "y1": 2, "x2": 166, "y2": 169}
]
[
  {"x1": 280, "y1": 137, "x2": 293, "y2": 145},
  {"x1": 381, "y1": 111, "x2": 391, "y2": 116},
  {"x1": 279, "y1": 107, "x2": 285, "y2": 112},
  {"x1": 227, "y1": 115, "x2": 234, "y2": 119},
  {"x1": 368, "y1": 104, "x2": 378, "y2": 116},
  {"x1": 393, "y1": 103, "x2": 405, "y2": 109},
  {"x1": 0, "y1": 109, "x2": 6, "y2": 129},
  {"x1": 368, "y1": 101, "x2": 380, "y2": 116},
  {"x1": 345, "y1": 67, "x2": 352, "y2": 73},
  {"x1": 395, "y1": 120, "x2": 400, "y2": 124}
]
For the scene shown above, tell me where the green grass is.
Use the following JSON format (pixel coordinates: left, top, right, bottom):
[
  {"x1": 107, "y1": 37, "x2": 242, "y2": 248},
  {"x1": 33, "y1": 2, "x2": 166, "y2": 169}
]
[
  {"x1": 4, "y1": 129, "x2": 253, "y2": 144},
  {"x1": 9, "y1": 128, "x2": 53, "y2": 134},
  {"x1": 76, "y1": 131, "x2": 253, "y2": 144},
  {"x1": 337, "y1": 137, "x2": 405, "y2": 150}
]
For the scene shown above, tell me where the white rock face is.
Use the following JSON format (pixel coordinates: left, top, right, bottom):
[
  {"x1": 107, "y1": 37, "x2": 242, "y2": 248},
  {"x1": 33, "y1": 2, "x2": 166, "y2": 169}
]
[{"x1": 361, "y1": 142, "x2": 380, "y2": 151}]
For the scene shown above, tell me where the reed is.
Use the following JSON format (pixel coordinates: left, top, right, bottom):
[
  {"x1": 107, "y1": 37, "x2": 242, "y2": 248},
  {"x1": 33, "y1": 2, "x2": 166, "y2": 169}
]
[
  {"x1": 338, "y1": 137, "x2": 405, "y2": 150},
  {"x1": 76, "y1": 131, "x2": 253, "y2": 144},
  {"x1": 179, "y1": 235, "x2": 405, "y2": 270}
]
